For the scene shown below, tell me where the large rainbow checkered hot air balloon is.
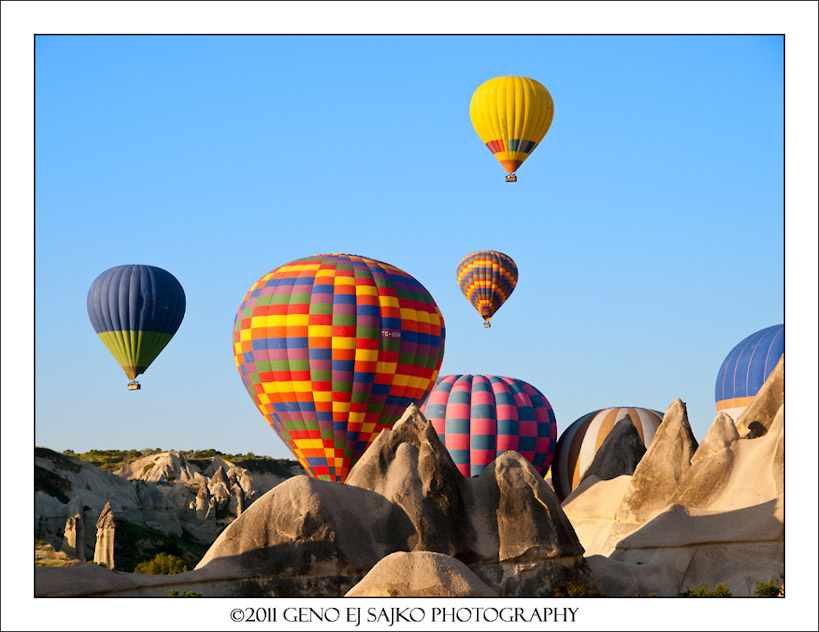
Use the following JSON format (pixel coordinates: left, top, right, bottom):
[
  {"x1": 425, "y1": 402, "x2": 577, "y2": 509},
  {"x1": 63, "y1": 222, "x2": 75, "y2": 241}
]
[
  {"x1": 420, "y1": 374, "x2": 557, "y2": 478},
  {"x1": 233, "y1": 254, "x2": 446, "y2": 482},
  {"x1": 87, "y1": 264, "x2": 186, "y2": 390},
  {"x1": 470, "y1": 75, "x2": 554, "y2": 182},
  {"x1": 456, "y1": 250, "x2": 518, "y2": 327}
]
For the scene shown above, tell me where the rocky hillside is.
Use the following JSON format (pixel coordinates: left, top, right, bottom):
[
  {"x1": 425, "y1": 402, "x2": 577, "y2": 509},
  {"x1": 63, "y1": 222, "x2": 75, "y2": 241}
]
[
  {"x1": 34, "y1": 447, "x2": 304, "y2": 571},
  {"x1": 35, "y1": 358, "x2": 784, "y2": 597}
]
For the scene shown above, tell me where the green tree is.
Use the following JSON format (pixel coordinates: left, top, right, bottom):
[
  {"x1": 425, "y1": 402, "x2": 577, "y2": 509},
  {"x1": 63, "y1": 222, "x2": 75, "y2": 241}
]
[
  {"x1": 133, "y1": 552, "x2": 190, "y2": 575},
  {"x1": 754, "y1": 579, "x2": 784, "y2": 597}
]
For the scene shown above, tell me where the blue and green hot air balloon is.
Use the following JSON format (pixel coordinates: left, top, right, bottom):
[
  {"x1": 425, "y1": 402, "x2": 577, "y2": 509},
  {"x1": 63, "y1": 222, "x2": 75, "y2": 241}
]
[{"x1": 87, "y1": 264, "x2": 186, "y2": 389}]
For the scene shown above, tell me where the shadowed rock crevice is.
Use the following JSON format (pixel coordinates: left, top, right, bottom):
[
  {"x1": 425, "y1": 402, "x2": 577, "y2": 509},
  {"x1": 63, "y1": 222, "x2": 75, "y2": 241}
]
[{"x1": 578, "y1": 416, "x2": 646, "y2": 485}]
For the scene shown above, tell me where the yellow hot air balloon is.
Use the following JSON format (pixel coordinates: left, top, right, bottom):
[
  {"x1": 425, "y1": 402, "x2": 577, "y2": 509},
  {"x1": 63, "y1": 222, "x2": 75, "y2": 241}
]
[{"x1": 469, "y1": 76, "x2": 554, "y2": 182}]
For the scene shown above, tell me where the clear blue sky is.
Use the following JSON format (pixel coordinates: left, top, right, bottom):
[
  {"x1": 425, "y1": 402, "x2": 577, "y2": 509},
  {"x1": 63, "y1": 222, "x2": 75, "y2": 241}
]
[{"x1": 31, "y1": 34, "x2": 786, "y2": 456}]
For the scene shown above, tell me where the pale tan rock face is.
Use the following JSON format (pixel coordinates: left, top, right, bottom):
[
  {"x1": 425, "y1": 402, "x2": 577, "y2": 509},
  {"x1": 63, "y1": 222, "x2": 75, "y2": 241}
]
[
  {"x1": 614, "y1": 398, "x2": 699, "y2": 525},
  {"x1": 93, "y1": 502, "x2": 115, "y2": 570},
  {"x1": 61, "y1": 513, "x2": 85, "y2": 560},
  {"x1": 735, "y1": 355, "x2": 784, "y2": 436},
  {"x1": 346, "y1": 551, "x2": 497, "y2": 597},
  {"x1": 566, "y1": 379, "x2": 785, "y2": 596}
]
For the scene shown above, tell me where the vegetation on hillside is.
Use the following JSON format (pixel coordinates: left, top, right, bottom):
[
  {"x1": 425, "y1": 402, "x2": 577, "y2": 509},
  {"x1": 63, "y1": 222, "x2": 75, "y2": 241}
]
[
  {"x1": 754, "y1": 578, "x2": 784, "y2": 597},
  {"x1": 64, "y1": 448, "x2": 163, "y2": 472},
  {"x1": 114, "y1": 519, "x2": 208, "y2": 573},
  {"x1": 679, "y1": 582, "x2": 732, "y2": 597},
  {"x1": 134, "y1": 552, "x2": 191, "y2": 575},
  {"x1": 59, "y1": 447, "x2": 300, "y2": 476}
]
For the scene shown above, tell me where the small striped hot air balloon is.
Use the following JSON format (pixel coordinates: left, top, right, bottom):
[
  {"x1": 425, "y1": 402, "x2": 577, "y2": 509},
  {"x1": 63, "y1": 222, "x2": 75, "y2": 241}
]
[
  {"x1": 233, "y1": 253, "x2": 446, "y2": 483},
  {"x1": 551, "y1": 407, "x2": 663, "y2": 501},
  {"x1": 715, "y1": 324, "x2": 784, "y2": 421},
  {"x1": 420, "y1": 374, "x2": 557, "y2": 478},
  {"x1": 470, "y1": 75, "x2": 554, "y2": 182},
  {"x1": 87, "y1": 264, "x2": 186, "y2": 390},
  {"x1": 456, "y1": 250, "x2": 518, "y2": 328}
]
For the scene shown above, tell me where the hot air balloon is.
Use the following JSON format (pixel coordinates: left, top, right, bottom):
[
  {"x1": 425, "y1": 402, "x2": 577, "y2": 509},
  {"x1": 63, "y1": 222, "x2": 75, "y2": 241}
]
[
  {"x1": 551, "y1": 407, "x2": 663, "y2": 501},
  {"x1": 233, "y1": 253, "x2": 446, "y2": 483},
  {"x1": 470, "y1": 75, "x2": 554, "y2": 182},
  {"x1": 715, "y1": 324, "x2": 783, "y2": 421},
  {"x1": 87, "y1": 264, "x2": 186, "y2": 390},
  {"x1": 419, "y1": 374, "x2": 557, "y2": 478},
  {"x1": 456, "y1": 250, "x2": 518, "y2": 327}
]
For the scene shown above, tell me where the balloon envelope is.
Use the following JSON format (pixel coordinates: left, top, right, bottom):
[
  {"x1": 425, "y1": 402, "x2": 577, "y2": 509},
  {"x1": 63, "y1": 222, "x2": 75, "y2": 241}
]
[
  {"x1": 714, "y1": 324, "x2": 783, "y2": 421},
  {"x1": 87, "y1": 264, "x2": 186, "y2": 381},
  {"x1": 551, "y1": 407, "x2": 663, "y2": 501},
  {"x1": 456, "y1": 250, "x2": 518, "y2": 326},
  {"x1": 469, "y1": 75, "x2": 554, "y2": 177},
  {"x1": 233, "y1": 253, "x2": 446, "y2": 482},
  {"x1": 420, "y1": 374, "x2": 557, "y2": 478}
]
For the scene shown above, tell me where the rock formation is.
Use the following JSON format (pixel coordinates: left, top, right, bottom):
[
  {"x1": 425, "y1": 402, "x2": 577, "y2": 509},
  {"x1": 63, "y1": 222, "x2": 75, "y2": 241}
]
[
  {"x1": 614, "y1": 398, "x2": 699, "y2": 525},
  {"x1": 35, "y1": 362, "x2": 786, "y2": 599},
  {"x1": 61, "y1": 513, "x2": 86, "y2": 560},
  {"x1": 230, "y1": 482, "x2": 245, "y2": 517},
  {"x1": 194, "y1": 483, "x2": 210, "y2": 520},
  {"x1": 346, "y1": 551, "x2": 498, "y2": 597},
  {"x1": 35, "y1": 448, "x2": 183, "y2": 547},
  {"x1": 191, "y1": 404, "x2": 591, "y2": 598},
  {"x1": 114, "y1": 450, "x2": 206, "y2": 484},
  {"x1": 93, "y1": 502, "x2": 116, "y2": 570},
  {"x1": 577, "y1": 416, "x2": 646, "y2": 485},
  {"x1": 569, "y1": 364, "x2": 785, "y2": 596},
  {"x1": 735, "y1": 355, "x2": 784, "y2": 436}
]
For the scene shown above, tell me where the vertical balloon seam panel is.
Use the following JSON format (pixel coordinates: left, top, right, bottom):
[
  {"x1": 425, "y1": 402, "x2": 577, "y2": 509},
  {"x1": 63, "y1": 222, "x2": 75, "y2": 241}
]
[
  {"x1": 295, "y1": 260, "x2": 322, "y2": 468},
  {"x1": 398, "y1": 268, "x2": 427, "y2": 409},
  {"x1": 265, "y1": 268, "x2": 303, "y2": 471},
  {"x1": 121, "y1": 267, "x2": 140, "y2": 373},
  {"x1": 330, "y1": 255, "x2": 360, "y2": 480},
  {"x1": 556, "y1": 411, "x2": 597, "y2": 500},
  {"x1": 531, "y1": 383, "x2": 557, "y2": 475},
  {"x1": 394, "y1": 263, "x2": 438, "y2": 417},
  {"x1": 97, "y1": 270, "x2": 128, "y2": 370},
  {"x1": 766, "y1": 326, "x2": 784, "y2": 377},
  {"x1": 133, "y1": 267, "x2": 152, "y2": 375},
  {"x1": 112, "y1": 267, "x2": 134, "y2": 368},
  {"x1": 456, "y1": 374, "x2": 475, "y2": 477},
  {"x1": 377, "y1": 262, "x2": 410, "y2": 422},
  {"x1": 733, "y1": 336, "x2": 756, "y2": 399},
  {"x1": 105, "y1": 268, "x2": 129, "y2": 374},
  {"x1": 352, "y1": 257, "x2": 386, "y2": 469},
  {"x1": 467, "y1": 375, "x2": 489, "y2": 477}
]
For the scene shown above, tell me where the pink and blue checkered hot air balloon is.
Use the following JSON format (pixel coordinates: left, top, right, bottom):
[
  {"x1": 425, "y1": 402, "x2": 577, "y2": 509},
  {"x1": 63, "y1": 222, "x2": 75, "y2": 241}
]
[
  {"x1": 715, "y1": 324, "x2": 784, "y2": 421},
  {"x1": 420, "y1": 374, "x2": 557, "y2": 478}
]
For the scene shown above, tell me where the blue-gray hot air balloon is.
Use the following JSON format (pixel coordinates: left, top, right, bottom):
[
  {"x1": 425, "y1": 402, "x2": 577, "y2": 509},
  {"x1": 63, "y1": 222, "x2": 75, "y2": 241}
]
[
  {"x1": 715, "y1": 324, "x2": 783, "y2": 420},
  {"x1": 87, "y1": 264, "x2": 186, "y2": 389}
]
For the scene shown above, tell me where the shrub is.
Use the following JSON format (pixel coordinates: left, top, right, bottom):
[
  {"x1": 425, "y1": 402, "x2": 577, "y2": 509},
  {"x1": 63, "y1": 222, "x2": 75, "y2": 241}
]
[
  {"x1": 680, "y1": 582, "x2": 732, "y2": 597},
  {"x1": 134, "y1": 552, "x2": 190, "y2": 575},
  {"x1": 550, "y1": 580, "x2": 604, "y2": 597},
  {"x1": 754, "y1": 579, "x2": 784, "y2": 597},
  {"x1": 142, "y1": 463, "x2": 155, "y2": 473},
  {"x1": 169, "y1": 590, "x2": 202, "y2": 597}
]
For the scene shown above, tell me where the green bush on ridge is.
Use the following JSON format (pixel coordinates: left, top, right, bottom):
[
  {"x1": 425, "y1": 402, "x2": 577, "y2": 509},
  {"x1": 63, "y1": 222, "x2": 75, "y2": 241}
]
[{"x1": 680, "y1": 582, "x2": 732, "y2": 597}]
